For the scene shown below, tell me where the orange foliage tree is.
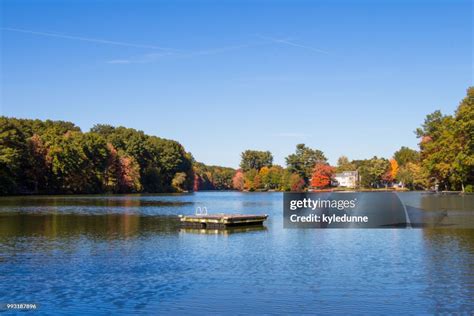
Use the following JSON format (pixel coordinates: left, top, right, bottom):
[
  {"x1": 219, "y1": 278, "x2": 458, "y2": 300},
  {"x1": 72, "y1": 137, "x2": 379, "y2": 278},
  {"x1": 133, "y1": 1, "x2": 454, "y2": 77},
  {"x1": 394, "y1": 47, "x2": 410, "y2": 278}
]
[
  {"x1": 383, "y1": 158, "x2": 399, "y2": 183},
  {"x1": 390, "y1": 158, "x2": 399, "y2": 180},
  {"x1": 310, "y1": 163, "x2": 334, "y2": 189}
]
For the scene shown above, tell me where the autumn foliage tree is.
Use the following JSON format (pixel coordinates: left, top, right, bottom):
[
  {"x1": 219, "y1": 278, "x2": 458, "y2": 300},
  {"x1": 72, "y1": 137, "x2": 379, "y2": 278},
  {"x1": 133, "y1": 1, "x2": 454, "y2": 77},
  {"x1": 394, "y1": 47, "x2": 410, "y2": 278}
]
[
  {"x1": 0, "y1": 118, "x2": 193, "y2": 194},
  {"x1": 382, "y1": 158, "x2": 399, "y2": 185},
  {"x1": 389, "y1": 159, "x2": 399, "y2": 180},
  {"x1": 266, "y1": 165, "x2": 284, "y2": 190},
  {"x1": 310, "y1": 163, "x2": 334, "y2": 189},
  {"x1": 289, "y1": 173, "x2": 305, "y2": 192},
  {"x1": 243, "y1": 169, "x2": 258, "y2": 191},
  {"x1": 117, "y1": 155, "x2": 142, "y2": 192},
  {"x1": 232, "y1": 169, "x2": 244, "y2": 191}
]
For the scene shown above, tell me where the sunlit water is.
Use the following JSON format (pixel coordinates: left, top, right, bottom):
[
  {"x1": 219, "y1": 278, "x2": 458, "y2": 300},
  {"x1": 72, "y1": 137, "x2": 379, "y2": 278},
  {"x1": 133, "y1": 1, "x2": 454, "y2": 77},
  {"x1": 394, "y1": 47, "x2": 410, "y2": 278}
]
[{"x1": 0, "y1": 192, "x2": 473, "y2": 315}]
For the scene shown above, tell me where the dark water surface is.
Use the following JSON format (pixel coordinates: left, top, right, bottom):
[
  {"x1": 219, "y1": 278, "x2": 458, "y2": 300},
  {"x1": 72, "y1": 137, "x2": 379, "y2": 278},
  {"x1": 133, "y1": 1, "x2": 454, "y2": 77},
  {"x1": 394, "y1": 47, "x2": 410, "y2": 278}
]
[{"x1": 0, "y1": 192, "x2": 473, "y2": 315}]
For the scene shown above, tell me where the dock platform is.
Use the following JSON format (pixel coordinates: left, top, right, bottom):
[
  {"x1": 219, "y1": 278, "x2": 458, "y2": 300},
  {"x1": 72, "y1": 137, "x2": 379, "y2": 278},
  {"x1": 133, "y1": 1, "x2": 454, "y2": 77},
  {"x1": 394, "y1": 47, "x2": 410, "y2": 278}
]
[{"x1": 179, "y1": 214, "x2": 268, "y2": 229}]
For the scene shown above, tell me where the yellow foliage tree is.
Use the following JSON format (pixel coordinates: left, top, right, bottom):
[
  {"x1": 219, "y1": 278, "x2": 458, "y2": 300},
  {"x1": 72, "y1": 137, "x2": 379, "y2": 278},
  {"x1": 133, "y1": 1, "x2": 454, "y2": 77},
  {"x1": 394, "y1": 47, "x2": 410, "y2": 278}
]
[
  {"x1": 258, "y1": 166, "x2": 270, "y2": 189},
  {"x1": 390, "y1": 158, "x2": 399, "y2": 180}
]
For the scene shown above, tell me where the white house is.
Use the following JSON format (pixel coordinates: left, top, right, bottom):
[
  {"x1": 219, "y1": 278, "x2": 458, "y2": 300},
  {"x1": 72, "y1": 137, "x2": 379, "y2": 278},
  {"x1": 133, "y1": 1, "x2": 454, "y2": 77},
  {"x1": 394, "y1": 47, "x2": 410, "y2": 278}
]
[{"x1": 333, "y1": 171, "x2": 358, "y2": 188}]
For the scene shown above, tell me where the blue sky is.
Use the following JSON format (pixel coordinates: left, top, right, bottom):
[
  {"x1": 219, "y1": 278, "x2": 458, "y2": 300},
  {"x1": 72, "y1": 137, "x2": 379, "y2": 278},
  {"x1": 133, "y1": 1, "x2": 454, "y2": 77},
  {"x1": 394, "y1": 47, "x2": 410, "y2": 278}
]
[{"x1": 1, "y1": 0, "x2": 472, "y2": 168}]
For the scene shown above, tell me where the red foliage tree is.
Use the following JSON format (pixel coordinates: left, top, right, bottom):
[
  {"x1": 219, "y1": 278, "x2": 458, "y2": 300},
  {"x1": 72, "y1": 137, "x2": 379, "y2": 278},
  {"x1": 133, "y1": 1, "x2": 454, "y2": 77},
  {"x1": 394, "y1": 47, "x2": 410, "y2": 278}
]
[
  {"x1": 105, "y1": 143, "x2": 141, "y2": 193},
  {"x1": 310, "y1": 163, "x2": 334, "y2": 189},
  {"x1": 193, "y1": 173, "x2": 201, "y2": 191},
  {"x1": 289, "y1": 173, "x2": 305, "y2": 192},
  {"x1": 118, "y1": 155, "x2": 141, "y2": 192},
  {"x1": 232, "y1": 169, "x2": 244, "y2": 191}
]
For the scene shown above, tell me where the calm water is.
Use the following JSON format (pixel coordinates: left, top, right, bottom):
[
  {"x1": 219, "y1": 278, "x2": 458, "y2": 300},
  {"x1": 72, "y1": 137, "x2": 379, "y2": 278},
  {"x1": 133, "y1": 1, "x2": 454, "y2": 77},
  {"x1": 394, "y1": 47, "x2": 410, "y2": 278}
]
[{"x1": 0, "y1": 192, "x2": 473, "y2": 315}]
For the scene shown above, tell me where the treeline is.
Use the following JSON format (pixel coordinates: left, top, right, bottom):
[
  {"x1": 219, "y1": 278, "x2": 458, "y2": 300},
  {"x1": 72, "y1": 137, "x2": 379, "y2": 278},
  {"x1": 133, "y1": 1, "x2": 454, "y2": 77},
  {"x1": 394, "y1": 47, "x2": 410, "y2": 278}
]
[
  {"x1": 230, "y1": 141, "x2": 413, "y2": 192},
  {"x1": 231, "y1": 145, "x2": 325, "y2": 192},
  {"x1": 415, "y1": 87, "x2": 473, "y2": 191},
  {"x1": 1, "y1": 87, "x2": 472, "y2": 195},
  {"x1": 0, "y1": 118, "x2": 194, "y2": 194},
  {"x1": 193, "y1": 162, "x2": 235, "y2": 190},
  {"x1": 229, "y1": 87, "x2": 474, "y2": 192}
]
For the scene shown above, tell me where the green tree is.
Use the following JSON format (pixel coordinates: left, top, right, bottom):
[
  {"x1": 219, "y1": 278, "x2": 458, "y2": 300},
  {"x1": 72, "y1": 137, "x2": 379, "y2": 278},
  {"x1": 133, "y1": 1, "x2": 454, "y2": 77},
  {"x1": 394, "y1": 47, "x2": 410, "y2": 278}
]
[
  {"x1": 358, "y1": 157, "x2": 390, "y2": 188},
  {"x1": 81, "y1": 132, "x2": 110, "y2": 192},
  {"x1": 280, "y1": 169, "x2": 292, "y2": 191},
  {"x1": 285, "y1": 144, "x2": 327, "y2": 180},
  {"x1": 172, "y1": 172, "x2": 188, "y2": 192},
  {"x1": 46, "y1": 131, "x2": 91, "y2": 193},
  {"x1": 393, "y1": 146, "x2": 419, "y2": 167},
  {"x1": 210, "y1": 168, "x2": 233, "y2": 189},
  {"x1": 0, "y1": 118, "x2": 196, "y2": 195},
  {"x1": 416, "y1": 111, "x2": 457, "y2": 190},
  {"x1": 193, "y1": 162, "x2": 235, "y2": 190},
  {"x1": 335, "y1": 155, "x2": 356, "y2": 173},
  {"x1": 451, "y1": 87, "x2": 474, "y2": 191},
  {"x1": 92, "y1": 125, "x2": 194, "y2": 192},
  {"x1": 0, "y1": 118, "x2": 28, "y2": 194},
  {"x1": 240, "y1": 150, "x2": 273, "y2": 172},
  {"x1": 25, "y1": 134, "x2": 50, "y2": 193},
  {"x1": 267, "y1": 165, "x2": 284, "y2": 190},
  {"x1": 396, "y1": 162, "x2": 428, "y2": 190}
]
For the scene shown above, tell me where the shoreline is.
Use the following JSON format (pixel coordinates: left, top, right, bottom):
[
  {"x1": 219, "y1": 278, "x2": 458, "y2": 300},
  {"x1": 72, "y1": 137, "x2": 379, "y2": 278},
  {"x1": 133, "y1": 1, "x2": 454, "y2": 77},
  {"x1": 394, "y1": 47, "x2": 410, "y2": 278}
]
[{"x1": 0, "y1": 189, "x2": 471, "y2": 198}]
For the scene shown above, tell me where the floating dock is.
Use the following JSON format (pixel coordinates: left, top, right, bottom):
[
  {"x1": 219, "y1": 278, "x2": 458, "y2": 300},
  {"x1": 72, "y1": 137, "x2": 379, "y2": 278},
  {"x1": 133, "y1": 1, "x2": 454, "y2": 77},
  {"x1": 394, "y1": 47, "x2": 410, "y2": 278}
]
[{"x1": 179, "y1": 214, "x2": 268, "y2": 229}]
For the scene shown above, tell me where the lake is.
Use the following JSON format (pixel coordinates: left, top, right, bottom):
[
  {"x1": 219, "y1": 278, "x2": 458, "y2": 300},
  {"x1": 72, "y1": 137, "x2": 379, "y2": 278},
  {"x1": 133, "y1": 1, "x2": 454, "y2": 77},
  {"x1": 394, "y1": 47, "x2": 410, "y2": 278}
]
[{"x1": 0, "y1": 192, "x2": 473, "y2": 315}]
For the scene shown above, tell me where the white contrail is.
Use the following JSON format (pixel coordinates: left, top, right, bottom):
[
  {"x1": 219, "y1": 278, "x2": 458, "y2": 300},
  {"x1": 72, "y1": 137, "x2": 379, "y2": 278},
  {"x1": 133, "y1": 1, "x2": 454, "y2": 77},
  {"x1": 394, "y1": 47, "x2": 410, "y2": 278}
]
[
  {"x1": 256, "y1": 34, "x2": 328, "y2": 54},
  {"x1": 106, "y1": 42, "x2": 268, "y2": 64},
  {"x1": 1, "y1": 27, "x2": 179, "y2": 51}
]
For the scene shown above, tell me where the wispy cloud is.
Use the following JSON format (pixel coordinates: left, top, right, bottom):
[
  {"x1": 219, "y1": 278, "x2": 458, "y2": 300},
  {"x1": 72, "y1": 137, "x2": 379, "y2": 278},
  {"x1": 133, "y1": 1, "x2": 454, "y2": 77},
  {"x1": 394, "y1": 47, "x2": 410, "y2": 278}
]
[
  {"x1": 256, "y1": 34, "x2": 329, "y2": 55},
  {"x1": 2, "y1": 27, "x2": 329, "y2": 65},
  {"x1": 107, "y1": 35, "x2": 327, "y2": 65},
  {"x1": 105, "y1": 34, "x2": 329, "y2": 65},
  {"x1": 107, "y1": 52, "x2": 173, "y2": 64},
  {"x1": 106, "y1": 42, "x2": 267, "y2": 64},
  {"x1": 1, "y1": 27, "x2": 179, "y2": 52},
  {"x1": 274, "y1": 132, "x2": 312, "y2": 138}
]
